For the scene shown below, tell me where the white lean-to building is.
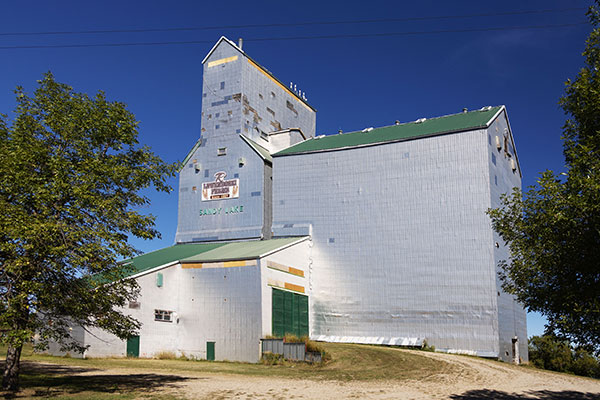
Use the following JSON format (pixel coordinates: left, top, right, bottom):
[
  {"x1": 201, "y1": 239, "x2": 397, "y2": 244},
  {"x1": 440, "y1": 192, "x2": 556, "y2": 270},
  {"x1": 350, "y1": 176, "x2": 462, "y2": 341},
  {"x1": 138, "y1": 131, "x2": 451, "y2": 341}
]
[{"x1": 52, "y1": 37, "x2": 527, "y2": 363}]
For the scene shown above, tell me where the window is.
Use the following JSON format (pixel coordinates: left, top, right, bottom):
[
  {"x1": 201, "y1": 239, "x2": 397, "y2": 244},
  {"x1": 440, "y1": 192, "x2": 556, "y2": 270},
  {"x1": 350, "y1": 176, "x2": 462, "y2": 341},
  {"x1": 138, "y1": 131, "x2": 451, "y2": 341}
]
[
  {"x1": 128, "y1": 301, "x2": 140, "y2": 309},
  {"x1": 491, "y1": 153, "x2": 497, "y2": 165},
  {"x1": 154, "y1": 309, "x2": 173, "y2": 322},
  {"x1": 218, "y1": 147, "x2": 227, "y2": 156},
  {"x1": 220, "y1": 81, "x2": 225, "y2": 90}
]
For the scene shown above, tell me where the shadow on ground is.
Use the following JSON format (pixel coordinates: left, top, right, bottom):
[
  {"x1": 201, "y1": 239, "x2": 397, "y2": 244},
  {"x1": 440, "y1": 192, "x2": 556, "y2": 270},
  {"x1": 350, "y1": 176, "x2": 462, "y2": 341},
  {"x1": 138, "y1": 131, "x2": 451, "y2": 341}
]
[
  {"x1": 1, "y1": 361, "x2": 199, "y2": 399},
  {"x1": 450, "y1": 389, "x2": 600, "y2": 399}
]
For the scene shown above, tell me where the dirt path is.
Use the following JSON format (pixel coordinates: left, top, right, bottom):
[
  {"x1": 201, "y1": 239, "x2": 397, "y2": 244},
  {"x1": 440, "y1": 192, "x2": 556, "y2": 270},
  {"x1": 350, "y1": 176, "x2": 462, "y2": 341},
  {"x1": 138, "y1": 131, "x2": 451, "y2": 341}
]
[{"x1": 21, "y1": 350, "x2": 600, "y2": 399}]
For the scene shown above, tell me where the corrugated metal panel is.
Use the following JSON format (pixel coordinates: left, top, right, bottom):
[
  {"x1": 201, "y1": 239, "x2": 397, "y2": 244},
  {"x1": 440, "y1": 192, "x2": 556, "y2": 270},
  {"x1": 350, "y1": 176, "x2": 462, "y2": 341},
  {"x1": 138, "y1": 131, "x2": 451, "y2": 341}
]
[
  {"x1": 273, "y1": 128, "x2": 510, "y2": 356},
  {"x1": 274, "y1": 106, "x2": 502, "y2": 156},
  {"x1": 181, "y1": 237, "x2": 307, "y2": 263}
]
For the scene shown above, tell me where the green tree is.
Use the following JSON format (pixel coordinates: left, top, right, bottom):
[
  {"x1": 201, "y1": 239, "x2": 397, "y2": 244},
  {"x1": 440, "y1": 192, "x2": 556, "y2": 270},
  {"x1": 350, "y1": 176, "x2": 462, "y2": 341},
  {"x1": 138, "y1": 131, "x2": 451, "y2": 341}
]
[
  {"x1": 488, "y1": 4, "x2": 600, "y2": 353},
  {"x1": 0, "y1": 73, "x2": 176, "y2": 390}
]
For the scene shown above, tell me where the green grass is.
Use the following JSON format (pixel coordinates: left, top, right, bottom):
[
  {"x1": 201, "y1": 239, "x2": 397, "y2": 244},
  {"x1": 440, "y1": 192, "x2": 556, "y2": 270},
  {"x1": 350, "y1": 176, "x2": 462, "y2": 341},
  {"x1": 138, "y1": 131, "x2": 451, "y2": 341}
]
[{"x1": 1, "y1": 342, "x2": 456, "y2": 398}]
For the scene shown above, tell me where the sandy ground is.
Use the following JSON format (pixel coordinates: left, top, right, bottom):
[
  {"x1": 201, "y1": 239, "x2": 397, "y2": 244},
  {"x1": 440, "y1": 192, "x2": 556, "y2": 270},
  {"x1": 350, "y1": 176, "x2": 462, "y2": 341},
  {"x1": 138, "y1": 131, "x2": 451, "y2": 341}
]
[{"x1": 27, "y1": 350, "x2": 600, "y2": 399}]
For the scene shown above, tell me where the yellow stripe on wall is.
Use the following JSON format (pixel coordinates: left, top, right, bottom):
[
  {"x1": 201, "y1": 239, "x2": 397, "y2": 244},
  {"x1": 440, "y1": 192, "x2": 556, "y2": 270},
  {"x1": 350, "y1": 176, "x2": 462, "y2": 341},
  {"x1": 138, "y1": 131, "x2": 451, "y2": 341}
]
[
  {"x1": 268, "y1": 279, "x2": 305, "y2": 294},
  {"x1": 181, "y1": 259, "x2": 257, "y2": 269},
  {"x1": 284, "y1": 282, "x2": 305, "y2": 294},
  {"x1": 266, "y1": 261, "x2": 305, "y2": 277},
  {"x1": 207, "y1": 55, "x2": 238, "y2": 68},
  {"x1": 246, "y1": 59, "x2": 313, "y2": 112},
  {"x1": 181, "y1": 263, "x2": 203, "y2": 269}
]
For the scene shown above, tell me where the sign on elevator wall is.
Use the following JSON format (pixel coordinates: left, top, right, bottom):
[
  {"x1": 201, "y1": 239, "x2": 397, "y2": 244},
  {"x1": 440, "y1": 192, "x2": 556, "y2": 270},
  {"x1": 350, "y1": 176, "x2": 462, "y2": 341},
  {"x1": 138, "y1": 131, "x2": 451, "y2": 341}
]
[{"x1": 202, "y1": 171, "x2": 239, "y2": 201}]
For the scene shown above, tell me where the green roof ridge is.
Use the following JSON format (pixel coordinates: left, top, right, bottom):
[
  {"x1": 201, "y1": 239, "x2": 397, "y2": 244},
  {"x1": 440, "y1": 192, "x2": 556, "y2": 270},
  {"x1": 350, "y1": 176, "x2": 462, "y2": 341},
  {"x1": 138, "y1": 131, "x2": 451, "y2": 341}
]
[{"x1": 274, "y1": 106, "x2": 503, "y2": 156}]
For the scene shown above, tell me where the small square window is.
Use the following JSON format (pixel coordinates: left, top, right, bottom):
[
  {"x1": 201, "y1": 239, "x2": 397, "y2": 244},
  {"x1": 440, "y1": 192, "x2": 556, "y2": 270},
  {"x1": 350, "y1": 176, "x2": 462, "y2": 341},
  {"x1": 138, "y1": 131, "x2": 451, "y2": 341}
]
[
  {"x1": 154, "y1": 309, "x2": 173, "y2": 322},
  {"x1": 215, "y1": 124, "x2": 220, "y2": 130},
  {"x1": 218, "y1": 147, "x2": 227, "y2": 156},
  {"x1": 215, "y1": 113, "x2": 220, "y2": 118},
  {"x1": 204, "y1": 169, "x2": 209, "y2": 177}
]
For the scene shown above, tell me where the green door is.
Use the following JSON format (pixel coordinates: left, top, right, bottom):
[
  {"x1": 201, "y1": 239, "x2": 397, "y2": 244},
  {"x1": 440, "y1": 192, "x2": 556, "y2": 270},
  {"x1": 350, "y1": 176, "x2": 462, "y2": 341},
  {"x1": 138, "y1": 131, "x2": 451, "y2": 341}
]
[
  {"x1": 272, "y1": 288, "x2": 309, "y2": 337},
  {"x1": 206, "y1": 341, "x2": 215, "y2": 361},
  {"x1": 126, "y1": 335, "x2": 139, "y2": 357}
]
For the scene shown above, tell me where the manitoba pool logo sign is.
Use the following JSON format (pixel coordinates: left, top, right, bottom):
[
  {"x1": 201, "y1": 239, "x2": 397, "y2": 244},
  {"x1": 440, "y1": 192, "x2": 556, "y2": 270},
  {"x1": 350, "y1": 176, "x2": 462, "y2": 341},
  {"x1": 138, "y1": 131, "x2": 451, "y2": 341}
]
[{"x1": 202, "y1": 171, "x2": 239, "y2": 201}]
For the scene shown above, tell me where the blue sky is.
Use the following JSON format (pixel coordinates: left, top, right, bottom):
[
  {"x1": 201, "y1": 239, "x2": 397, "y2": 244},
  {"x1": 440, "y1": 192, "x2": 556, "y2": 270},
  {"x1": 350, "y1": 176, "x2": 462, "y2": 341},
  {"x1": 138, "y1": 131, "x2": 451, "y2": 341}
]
[{"x1": 1, "y1": 0, "x2": 593, "y2": 338}]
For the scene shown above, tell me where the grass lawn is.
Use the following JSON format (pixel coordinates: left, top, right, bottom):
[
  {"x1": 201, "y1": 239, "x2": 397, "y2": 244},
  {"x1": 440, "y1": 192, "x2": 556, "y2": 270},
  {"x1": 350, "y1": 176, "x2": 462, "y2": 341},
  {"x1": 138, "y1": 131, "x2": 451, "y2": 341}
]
[{"x1": 1, "y1": 343, "x2": 454, "y2": 399}]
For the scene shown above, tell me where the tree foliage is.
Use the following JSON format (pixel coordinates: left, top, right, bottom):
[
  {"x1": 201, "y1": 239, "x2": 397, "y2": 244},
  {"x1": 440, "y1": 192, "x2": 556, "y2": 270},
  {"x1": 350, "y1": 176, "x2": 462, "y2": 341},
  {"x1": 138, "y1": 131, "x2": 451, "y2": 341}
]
[
  {"x1": 0, "y1": 73, "x2": 176, "y2": 390},
  {"x1": 529, "y1": 335, "x2": 600, "y2": 378},
  {"x1": 488, "y1": 4, "x2": 600, "y2": 353}
]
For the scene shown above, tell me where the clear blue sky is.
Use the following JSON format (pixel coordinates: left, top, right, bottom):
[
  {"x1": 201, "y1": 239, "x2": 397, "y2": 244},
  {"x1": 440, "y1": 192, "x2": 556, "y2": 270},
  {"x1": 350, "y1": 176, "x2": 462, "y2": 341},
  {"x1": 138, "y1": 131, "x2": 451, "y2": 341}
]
[{"x1": 1, "y1": 0, "x2": 593, "y2": 338}]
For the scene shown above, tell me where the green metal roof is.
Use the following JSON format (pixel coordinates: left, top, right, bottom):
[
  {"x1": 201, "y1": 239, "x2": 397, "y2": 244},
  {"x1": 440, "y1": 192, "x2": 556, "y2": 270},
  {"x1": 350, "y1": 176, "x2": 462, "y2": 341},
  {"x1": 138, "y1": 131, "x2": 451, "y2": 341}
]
[
  {"x1": 241, "y1": 134, "x2": 273, "y2": 163},
  {"x1": 122, "y1": 242, "x2": 226, "y2": 276},
  {"x1": 274, "y1": 106, "x2": 503, "y2": 156},
  {"x1": 120, "y1": 237, "x2": 308, "y2": 277},
  {"x1": 181, "y1": 237, "x2": 307, "y2": 263}
]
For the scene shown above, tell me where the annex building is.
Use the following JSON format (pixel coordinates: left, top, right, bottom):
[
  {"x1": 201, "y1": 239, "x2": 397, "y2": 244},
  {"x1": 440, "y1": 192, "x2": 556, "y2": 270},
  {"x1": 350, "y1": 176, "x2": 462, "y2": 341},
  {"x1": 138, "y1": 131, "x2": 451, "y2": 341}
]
[{"x1": 55, "y1": 37, "x2": 527, "y2": 363}]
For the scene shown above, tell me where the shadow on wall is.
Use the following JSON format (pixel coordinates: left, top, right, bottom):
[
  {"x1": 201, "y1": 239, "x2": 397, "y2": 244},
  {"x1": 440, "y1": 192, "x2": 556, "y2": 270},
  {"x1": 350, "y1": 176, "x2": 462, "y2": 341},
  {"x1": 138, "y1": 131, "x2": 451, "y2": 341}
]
[
  {"x1": 1, "y1": 361, "x2": 200, "y2": 398},
  {"x1": 450, "y1": 389, "x2": 600, "y2": 399}
]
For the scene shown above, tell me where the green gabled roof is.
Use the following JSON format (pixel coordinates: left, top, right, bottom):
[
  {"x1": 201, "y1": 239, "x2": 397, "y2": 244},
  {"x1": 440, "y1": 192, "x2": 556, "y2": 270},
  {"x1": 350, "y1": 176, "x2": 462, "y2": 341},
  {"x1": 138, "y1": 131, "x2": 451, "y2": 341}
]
[
  {"x1": 122, "y1": 242, "x2": 226, "y2": 276},
  {"x1": 274, "y1": 106, "x2": 503, "y2": 156},
  {"x1": 181, "y1": 237, "x2": 308, "y2": 263},
  {"x1": 240, "y1": 134, "x2": 273, "y2": 163}
]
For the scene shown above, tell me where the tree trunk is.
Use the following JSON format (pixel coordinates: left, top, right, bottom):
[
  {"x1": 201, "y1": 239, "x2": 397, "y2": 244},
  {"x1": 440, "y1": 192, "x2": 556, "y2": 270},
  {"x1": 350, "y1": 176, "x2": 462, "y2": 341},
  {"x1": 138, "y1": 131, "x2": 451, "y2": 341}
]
[{"x1": 2, "y1": 343, "x2": 23, "y2": 391}]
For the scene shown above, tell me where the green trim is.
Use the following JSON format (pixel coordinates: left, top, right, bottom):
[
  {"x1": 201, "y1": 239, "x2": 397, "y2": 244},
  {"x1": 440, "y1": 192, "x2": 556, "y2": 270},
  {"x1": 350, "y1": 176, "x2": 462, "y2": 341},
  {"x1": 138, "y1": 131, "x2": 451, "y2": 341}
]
[
  {"x1": 274, "y1": 106, "x2": 502, "y2": 156},
  {"x1": 178, "y1": 139, "x2": 203, "y2": 172}
]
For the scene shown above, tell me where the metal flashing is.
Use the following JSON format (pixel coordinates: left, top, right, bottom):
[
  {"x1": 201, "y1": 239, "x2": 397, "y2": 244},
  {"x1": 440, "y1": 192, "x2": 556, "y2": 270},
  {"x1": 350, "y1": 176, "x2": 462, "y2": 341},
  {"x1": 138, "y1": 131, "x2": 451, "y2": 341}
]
[
  {"x1": 201, "y1": 36, "x2": 245, "y2": 65},
  {"x1": 178, "y1": 138, "x2": 203, "y2": 172},
  {"x1": 240, "y1": 134, "x2": 273, "y2": 164}
]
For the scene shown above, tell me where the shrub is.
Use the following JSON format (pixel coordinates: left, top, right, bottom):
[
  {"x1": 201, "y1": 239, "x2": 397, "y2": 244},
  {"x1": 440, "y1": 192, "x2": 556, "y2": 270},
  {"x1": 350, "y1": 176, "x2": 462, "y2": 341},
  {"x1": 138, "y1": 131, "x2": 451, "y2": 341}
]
[
  {"x1": 155, "y1": 351, "x2": 177, "y2": 360},
  {"x1": 261, "y1": 351, "x2": 284, "y2": 365},
  {"x1": 421, "y1": 340, "x2": 436, "y2": 352}
]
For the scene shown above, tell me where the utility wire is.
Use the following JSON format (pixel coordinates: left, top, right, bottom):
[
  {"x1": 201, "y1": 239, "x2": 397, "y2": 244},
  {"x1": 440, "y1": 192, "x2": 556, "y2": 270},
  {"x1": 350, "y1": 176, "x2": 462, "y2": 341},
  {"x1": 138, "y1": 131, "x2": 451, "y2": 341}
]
[
  {"x1": 0, "y1": 22, "x2": 588, "y2": 50},
  {"x1": 0, "y1": 7, "x2": 587, "y2": 37}
]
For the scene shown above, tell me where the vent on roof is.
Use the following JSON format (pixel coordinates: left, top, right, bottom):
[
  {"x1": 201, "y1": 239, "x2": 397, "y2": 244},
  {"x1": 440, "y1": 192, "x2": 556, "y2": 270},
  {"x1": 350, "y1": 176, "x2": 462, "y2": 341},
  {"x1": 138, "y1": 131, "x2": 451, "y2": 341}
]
[
  {"x1": 481, "y1": 106, "x2": 492, "y2": 111},
  {"x1": 314, "y1": 135, "x2": 325, "y2": 140},
  {"x1": 395, "y1": 120, "x2": 400, "y2": 125},
  {"x1": 361, "y1": 127, "x2": 374, "y2": 133},
  {"x1": 415, "y1": 118, "x2": 427, "y2": 123},
  {"x1": 462, "y1": 108, "x2": 468, "y2": 113}
]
